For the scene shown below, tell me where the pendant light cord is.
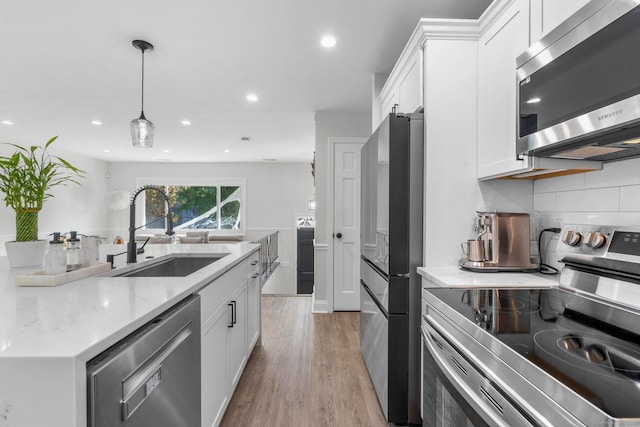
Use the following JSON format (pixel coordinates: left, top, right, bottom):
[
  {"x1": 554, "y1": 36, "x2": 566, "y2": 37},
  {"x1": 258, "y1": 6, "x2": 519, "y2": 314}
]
[{"x1": 140, "y1": 48, "x2": 145, "y2": 115}]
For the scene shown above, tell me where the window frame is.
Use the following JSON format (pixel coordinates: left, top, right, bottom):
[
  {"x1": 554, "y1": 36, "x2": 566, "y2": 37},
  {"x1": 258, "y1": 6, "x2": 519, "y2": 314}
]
[{"x1": 136, "y1": 177, "x2": 246, "y2": 236}]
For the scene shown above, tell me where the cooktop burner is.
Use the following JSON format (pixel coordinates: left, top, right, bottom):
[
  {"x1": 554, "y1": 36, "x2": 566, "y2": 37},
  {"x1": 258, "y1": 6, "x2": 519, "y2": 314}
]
[{"x1": 426, "y1": 286, "x2": 640, "y2": 420}]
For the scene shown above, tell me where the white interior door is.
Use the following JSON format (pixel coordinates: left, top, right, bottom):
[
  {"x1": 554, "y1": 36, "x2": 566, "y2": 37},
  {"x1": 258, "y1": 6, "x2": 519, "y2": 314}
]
[{"x1": 333, "y1": 141, "x2": 363, "y2": 311}]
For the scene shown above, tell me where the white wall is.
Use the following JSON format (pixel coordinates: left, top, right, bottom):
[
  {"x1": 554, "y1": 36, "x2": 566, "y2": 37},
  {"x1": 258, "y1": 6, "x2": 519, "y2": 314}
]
[
  {"x1": 105, "y1": 161, "x2": 314, "y2": 294},
  {"x1": 313, "y1": 111, "x2": 371, "y2": 312},
  {"x1": 0, "y1": 150, "x2": 109, "y2": 256},
  {"x1": 534, "y1": 157, "x2": 640, "y2": 270}
]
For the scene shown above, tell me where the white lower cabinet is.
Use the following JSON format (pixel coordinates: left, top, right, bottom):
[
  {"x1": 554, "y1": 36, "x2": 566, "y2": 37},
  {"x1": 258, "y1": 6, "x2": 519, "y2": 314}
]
[
  {"x1": 228, "y1": 283, "x2": 248, "y2": 390},
  {"x1": 247, "y1": 263, "x2": 261, "y2": 351},
  {"x1": 199, "y1": 251, "x2": 260, "y2": 427},
  {"x1": 201, "y1": 301, "x2": 232, "y2": 427}
]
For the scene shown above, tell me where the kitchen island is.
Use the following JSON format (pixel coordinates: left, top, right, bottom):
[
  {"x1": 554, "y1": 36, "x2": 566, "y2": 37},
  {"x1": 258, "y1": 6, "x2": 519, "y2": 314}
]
[{"x1": 0, "y1": 242, "x2": 259, "y2": 427}]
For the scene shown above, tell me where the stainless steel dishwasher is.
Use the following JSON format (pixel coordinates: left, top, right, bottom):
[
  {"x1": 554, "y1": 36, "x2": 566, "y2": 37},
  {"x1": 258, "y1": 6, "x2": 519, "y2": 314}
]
[{"x1": 87, "y1": 294, "x2": 201, "y2": 427}]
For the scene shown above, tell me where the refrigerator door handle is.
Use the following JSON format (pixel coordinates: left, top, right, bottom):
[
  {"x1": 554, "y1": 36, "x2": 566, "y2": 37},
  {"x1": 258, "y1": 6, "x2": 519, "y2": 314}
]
[{"x1": 361, "y1": 280, "x2": 389, "y2": 319}]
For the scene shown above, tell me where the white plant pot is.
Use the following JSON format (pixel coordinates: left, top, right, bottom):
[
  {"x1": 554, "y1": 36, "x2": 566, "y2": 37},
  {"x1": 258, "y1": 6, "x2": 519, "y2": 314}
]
[{"x1": 5, "y1": 240, "x2": 48, "y2": 268}]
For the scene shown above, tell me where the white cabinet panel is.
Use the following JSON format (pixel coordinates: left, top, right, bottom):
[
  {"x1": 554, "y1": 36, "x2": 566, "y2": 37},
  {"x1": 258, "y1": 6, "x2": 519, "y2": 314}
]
[
  {"x1": 530, "y1": 0, "x2": 591, "y2": 42},
  {"x1": 477, "y1": 0, "x2": 531, "y2": 179},
  {"x1": 380, "y1": 90, "x2": 398, "y2": 124},
  {"x1": 247, "y1": 264, "x2": 261, "y2": 350},
  {"x1": 377, "y1": 48, "x2": 423, "y2": 126},
  {"x1": 201, "y1": 303, "x2": 231, "y2": 427},
  {"x1": 198, "y1": 251, "x2": 259, "y2": 427},
  {"x1": 228, "y1": 282, "x2": 248, "y2": 389},
  {"x1": 398, "y1": 52, "x2": 422, "y2": 114}
]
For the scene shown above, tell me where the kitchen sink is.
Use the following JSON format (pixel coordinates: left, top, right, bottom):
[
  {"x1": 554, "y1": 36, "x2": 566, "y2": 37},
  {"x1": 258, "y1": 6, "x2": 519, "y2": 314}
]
[{"x1": 105, "y1": 253, "x2": 228, "y2": 277}]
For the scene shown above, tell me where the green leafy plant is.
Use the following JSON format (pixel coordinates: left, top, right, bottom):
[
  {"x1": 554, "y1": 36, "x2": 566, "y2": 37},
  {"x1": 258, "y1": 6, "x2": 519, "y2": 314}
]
[{"x1": 0, "y1": 136, "x2": 85, "y2": 242}]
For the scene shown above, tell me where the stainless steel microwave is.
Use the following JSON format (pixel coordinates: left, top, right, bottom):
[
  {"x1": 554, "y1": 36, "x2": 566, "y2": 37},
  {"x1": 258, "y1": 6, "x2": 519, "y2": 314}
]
[{"x1": 516, "y1": 0, "x2": 640, "y2": 162}]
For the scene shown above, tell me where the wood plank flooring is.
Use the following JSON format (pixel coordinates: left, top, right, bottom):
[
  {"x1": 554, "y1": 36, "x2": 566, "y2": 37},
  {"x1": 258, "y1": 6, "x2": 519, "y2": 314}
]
[{"x1": 220, "y1": 296, "x2": 388, "y2": 427}]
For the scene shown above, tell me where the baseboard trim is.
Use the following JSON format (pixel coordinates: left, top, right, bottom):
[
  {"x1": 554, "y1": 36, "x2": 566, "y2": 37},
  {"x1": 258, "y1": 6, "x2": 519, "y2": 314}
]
[{"x1": 311, "y1": 294, "x2": 330, "y2": 313}]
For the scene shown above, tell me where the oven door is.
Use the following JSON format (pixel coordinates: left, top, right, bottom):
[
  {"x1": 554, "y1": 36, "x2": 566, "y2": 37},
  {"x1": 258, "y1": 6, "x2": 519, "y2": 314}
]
[{"x1": 422, "y1": 320, "x2": 539, "y2": 427}]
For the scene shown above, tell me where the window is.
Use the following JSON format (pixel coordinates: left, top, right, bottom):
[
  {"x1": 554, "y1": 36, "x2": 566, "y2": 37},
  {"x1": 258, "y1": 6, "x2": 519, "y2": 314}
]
[{"x1": 137, "y1": 178, "x2": 245, "y2": 235}]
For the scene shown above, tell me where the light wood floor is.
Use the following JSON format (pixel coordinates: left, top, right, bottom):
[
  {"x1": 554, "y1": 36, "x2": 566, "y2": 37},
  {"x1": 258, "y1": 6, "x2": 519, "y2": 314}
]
[{"x1": 220, "y1": 296, "x2": 388, "y2": 427}]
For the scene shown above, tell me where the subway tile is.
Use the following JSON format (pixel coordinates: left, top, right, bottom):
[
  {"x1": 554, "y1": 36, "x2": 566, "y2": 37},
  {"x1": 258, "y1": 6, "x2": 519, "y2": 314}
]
[
  {"x1": 534, "y1": 172, "x2": 585, "y2": 194},
  {"x1": 566, "y1": 211, "x2": 640, "y2": 226},
  {"x1": 533, "y1": 192, "x2": 556, "y2": 212},
  {"x1": 620, "y1": 185, "x2": 640, "y2": 211},
  {"x1": 585, "y1": 158, "x2": 640, "y2": 189},
  {"x1": 556, "y1": 187, "x2": 619, "y2": 212}
]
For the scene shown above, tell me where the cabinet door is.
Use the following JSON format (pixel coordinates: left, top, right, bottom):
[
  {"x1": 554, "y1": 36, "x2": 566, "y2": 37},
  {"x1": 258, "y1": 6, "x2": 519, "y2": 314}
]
[
  {"x1": 530, "y1": 0, "x2": 591, "y2": 42},
  {"x1": 380, "y1": 90, "x2": 399, "y2": 123},
  {"x1": 247, "y1": 268, "x2": 261, "y2": 350},
  {"x1": 477, "y1": 0, "x2": 531, "y2": 179},
  {"x1": 397, "y1": 50, "x2": 423, "y2": 114},
  {"x1": 201, "y1": 304, "x2": 232, "y2": 427},
  {"x1": 227, "y1": 282, "x2": 248, "y2": 391},
  {"x1": 378, "y1": 48, "x2": 423, "y2": 122}
]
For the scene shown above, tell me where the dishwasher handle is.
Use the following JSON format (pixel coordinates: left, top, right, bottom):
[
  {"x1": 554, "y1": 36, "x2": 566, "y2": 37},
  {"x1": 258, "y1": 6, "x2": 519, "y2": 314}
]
[{"x1": 121, "y1": 323, "x2": 194, "y2": 421}]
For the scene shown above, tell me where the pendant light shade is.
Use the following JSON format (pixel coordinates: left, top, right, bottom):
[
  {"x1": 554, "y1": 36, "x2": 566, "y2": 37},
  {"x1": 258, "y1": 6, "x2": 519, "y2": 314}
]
[
  {"x1": 131, "y1": 40, "x2": 154, "y2": 148},
  {"x1": 130, "y1": 112, "x2": 155, "y2": 148}
]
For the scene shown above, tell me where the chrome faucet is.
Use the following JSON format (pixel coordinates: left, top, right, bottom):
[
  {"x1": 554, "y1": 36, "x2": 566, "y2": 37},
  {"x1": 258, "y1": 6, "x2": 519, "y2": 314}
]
[{"x1": 127, "y1": 185, "x2": 174, "y2": 264}]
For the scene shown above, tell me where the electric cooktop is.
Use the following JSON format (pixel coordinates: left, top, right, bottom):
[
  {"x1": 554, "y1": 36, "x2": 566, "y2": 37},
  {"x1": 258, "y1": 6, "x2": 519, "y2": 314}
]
[{"x1": 426, "y1": 286, "x2": 640, "y2": 420}]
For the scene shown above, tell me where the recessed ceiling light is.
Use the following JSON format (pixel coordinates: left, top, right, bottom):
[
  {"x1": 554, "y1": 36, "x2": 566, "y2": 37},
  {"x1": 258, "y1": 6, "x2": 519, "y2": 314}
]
[
  {"x1": 181, "y1": 120, "x2": 191, "y2": 126},
  {"x1": 103, "y1": 149, "x2": 110, "y2": 153},
  {"x1": 163, "y1": 149, "x2": 171, "y2": 153},
  {"x1": 321, "y1": 35, "x2": 337, "y2": 48},
  {"x1": 246, "y1": 93, "x2": 258, "y2": 102},
  {"x1": 1, "y1": 120, "x2": 13, "y2": 125},
  {"x1": 224, "y1": 149, "x2": 230, "y2": 153},
  {"x1": 91, "y1": 120, "x2": 102, "y2": 126}
]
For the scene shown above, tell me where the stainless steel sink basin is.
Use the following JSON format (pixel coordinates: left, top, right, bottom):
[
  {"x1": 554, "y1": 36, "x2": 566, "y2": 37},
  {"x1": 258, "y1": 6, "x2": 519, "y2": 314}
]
[{"x1": 106, "y1": 253, "x2": 228, "y2": 277}]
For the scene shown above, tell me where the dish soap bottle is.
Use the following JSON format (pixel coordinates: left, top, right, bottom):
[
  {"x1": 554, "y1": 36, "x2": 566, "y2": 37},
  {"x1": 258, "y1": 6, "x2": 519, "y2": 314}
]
[
  {"x1": 66, "y1": 231, "x2": 83, "y2": 271},
  {"x1": 43, "y1": 232, "x2": 67, "y2": 275}
]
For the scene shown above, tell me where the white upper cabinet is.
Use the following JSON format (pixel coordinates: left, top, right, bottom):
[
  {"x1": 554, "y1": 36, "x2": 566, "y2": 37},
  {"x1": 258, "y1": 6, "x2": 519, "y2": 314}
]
[
  {"x1": 477, "y1": 0, "x2": 601, "y2": 180},
  {"x1": 375, "y1": 33, "x2": 424, "y2": 128},
  {"x1": 477, "y1": 0, "x2": 531, "y2": 179},
  {"x1": 530, "y1": 0, "x2": 592, "y2": 41}
]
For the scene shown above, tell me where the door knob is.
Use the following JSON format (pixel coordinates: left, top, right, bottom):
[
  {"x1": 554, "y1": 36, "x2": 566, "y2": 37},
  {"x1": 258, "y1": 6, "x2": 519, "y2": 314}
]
[{"x1": 336, "y1": 232, "x2": 342, "y2": 239}]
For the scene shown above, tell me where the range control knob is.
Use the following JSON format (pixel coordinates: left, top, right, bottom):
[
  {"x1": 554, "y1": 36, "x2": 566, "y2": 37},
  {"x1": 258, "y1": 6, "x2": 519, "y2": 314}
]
[
  {"x1": 586, "y1": 232, "x2": 607, "y2": 249},
  {"x1": 563, "y1": 230, "x2": 582, "y2": 246}
]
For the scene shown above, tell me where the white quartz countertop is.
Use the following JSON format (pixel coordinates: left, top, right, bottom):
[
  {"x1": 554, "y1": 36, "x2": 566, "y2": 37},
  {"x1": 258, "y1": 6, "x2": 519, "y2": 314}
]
[
  {"x1": 0, "y1": 242, "x2": 259, "y2": 360},
  {"x1": 418, "y1": 265, "x2": 559, "y2": 288}
]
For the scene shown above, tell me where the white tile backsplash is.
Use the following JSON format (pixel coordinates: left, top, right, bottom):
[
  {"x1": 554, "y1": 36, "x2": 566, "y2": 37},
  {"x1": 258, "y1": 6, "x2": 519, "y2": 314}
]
[
  {"x1": 534, "y1": 172, "x2": 585, "y2": 194},
  {"x1": 534, "y1": 159, "x2": 640, "y2": 261},
  {"x1": 584, "y1": 157, "x2": 640, "y2": 189},
  {"x1": 533, "y1": 192, "x2": 556, "y2": 212},
  {"x1": 556, "y1": 187, "x2": 619, "y2": 212},
  {"x1": 620, "y1": 185, "x2": 640, "y2": 211}
]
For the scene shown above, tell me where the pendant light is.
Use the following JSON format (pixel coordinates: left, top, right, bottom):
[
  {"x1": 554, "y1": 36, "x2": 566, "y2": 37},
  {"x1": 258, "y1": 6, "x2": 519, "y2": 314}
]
[{"x1": 130, "y1": 40, "x2": 155, "y2": 148}]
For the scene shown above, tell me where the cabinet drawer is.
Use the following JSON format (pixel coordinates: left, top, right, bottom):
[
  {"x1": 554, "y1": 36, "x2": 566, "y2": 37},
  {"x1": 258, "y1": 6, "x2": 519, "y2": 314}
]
[
  {"x1": 199, "y1": 260, "x2": 248, "y2": 323},
  {"x1": 247, "y1": 252, "x2": 260, "y2": 274}
]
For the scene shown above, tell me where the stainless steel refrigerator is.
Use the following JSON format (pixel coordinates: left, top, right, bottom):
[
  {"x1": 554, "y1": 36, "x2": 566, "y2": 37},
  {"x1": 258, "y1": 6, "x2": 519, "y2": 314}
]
[{"x1": 360, "y1": 112, "x2": 423, "y2": 425}]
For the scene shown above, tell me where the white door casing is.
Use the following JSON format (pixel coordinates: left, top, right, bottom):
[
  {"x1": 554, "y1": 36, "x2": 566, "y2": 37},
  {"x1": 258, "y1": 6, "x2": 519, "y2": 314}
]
[{"x1": 331, "y1": 139, "x2": 365, "y2": 311}]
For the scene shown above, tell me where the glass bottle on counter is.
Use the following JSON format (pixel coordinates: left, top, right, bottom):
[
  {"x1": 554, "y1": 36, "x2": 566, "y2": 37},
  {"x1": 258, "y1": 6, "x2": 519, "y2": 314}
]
[
  {"x1": 43, "y1": 232, "x2": 67, "y2": 275},
  {"x1": 66, "y1": 231, "x2": 83, "y2": 271}
]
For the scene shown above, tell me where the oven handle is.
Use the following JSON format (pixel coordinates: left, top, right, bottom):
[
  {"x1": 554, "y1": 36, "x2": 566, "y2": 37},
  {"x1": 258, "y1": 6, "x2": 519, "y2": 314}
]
[{"x1": 422, "y1": 315, "x2": 551, "y2": 427}]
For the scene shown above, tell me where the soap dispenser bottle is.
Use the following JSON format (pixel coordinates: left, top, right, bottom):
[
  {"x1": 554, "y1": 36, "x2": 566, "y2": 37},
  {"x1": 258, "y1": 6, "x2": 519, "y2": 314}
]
[
  {"x1": 43, "y1": 232, "x2": 67, "y2": 275},
  {"x1": 66, "y1": 231, "x2": 83, "y2": 271}
]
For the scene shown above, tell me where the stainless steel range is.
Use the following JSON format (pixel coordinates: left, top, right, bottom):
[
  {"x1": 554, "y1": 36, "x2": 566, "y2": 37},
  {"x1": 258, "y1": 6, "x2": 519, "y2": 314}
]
[{"x1": 422, "y1": 225, "x2": 640, "y2": 426}]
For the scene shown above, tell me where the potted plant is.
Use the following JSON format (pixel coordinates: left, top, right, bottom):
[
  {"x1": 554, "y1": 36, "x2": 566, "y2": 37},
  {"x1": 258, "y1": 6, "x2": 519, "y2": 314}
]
[{"x1": 0, "y1": 136, "x2": 84, "y2": 267}]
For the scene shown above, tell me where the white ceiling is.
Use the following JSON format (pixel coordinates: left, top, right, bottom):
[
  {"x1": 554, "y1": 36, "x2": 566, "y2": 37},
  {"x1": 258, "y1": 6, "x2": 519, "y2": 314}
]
[{"x1": 0, "y1": 0, "x2": 491, "y2": 163}]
